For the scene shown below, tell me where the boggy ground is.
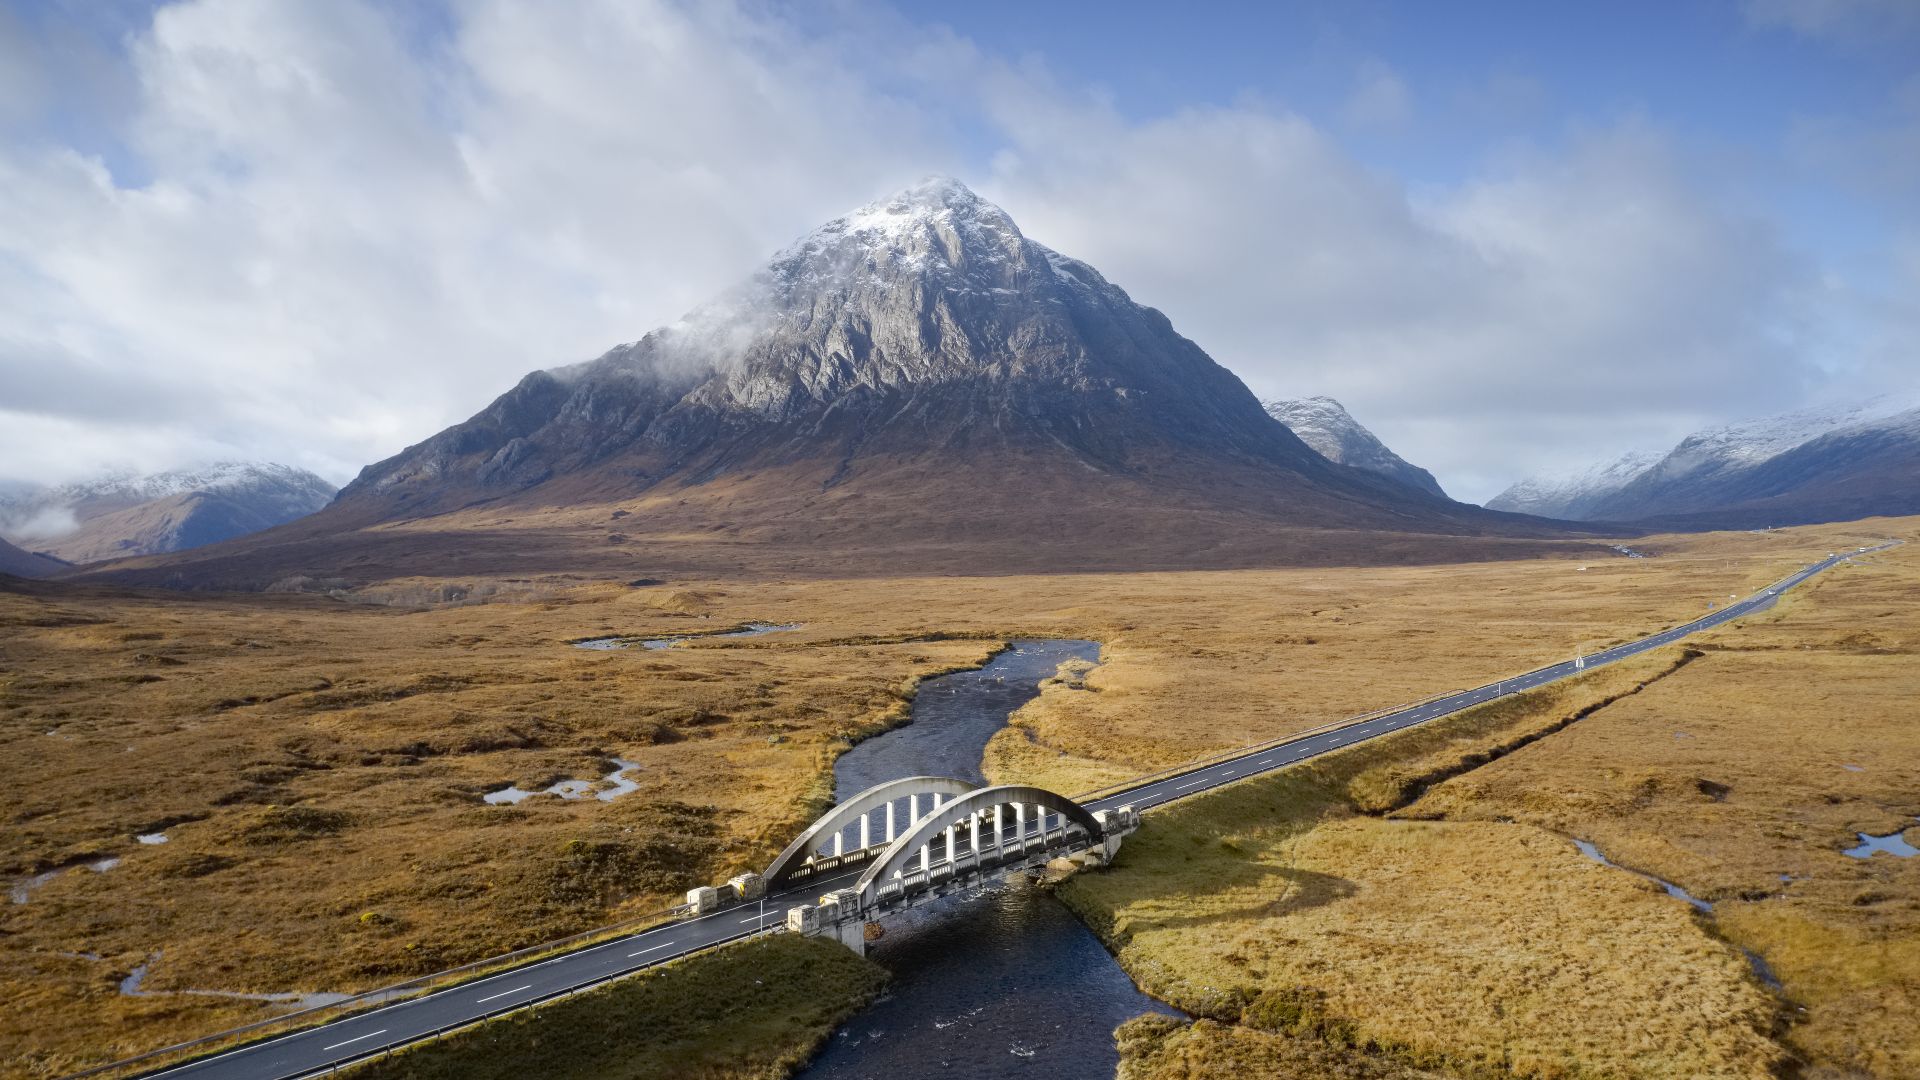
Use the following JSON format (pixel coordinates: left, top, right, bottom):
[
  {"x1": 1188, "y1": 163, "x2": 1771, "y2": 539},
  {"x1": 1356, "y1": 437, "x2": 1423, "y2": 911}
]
[
  {"x1": 1409, "y1": 540, "x2": 1920, "y2": 1078},
  {"x1": 0, "y1": 518, "x2": 1902, "y2": 1076},
  {"x1": 1050, "y1": 531, "x2": 1919, "y2": 1079}
]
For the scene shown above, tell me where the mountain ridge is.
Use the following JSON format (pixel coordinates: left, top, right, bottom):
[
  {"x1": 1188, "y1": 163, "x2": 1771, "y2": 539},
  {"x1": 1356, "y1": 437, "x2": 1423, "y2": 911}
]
[
  {"x1": 78, "y1": 178, "x2": 1599, "y2": 587},
  {"x1": 1490, "y1": 394, "x2": 1920, "y2": 526},
  {"x1": 1263, "y1": 396, "x2": 1447, "y2": 499},
  {"x1": 0, "y1": 462, "x2": 336, "y2": 564}
]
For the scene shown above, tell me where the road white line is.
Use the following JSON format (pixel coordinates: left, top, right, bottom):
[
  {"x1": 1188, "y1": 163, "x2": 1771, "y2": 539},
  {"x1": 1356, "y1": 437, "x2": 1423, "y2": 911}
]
[
  {"x1": 1255, "y1": 758, "x2": 1274, "y2": 766},
  {"x1": 627, "y1": 942, "x2": 674, "y2": 957},
  {"x1": 474, "y1": 984, "x2": 532, "y2": 1005},
  {"x1": 739, "y1": 914, "x2": 771, "y2": 924},
  {"x1": 322, "y1": 1029, "x2": 387, "y2": 1052},
  {"x1": 1174, "y1": 778, "x2": 1209, "y2": 790}
]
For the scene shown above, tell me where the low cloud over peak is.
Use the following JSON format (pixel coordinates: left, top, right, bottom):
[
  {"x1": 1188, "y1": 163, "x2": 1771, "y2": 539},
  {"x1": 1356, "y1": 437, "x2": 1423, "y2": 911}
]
[{"x1": 1, "y1": 0, "x2": 1913, "y2": 504}]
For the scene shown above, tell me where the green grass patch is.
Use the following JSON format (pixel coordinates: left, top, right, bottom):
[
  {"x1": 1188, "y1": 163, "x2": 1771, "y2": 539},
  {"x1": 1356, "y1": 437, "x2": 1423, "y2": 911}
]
[{"x1": 345, "y1": 934, "x2": 886, "y2": 1080}]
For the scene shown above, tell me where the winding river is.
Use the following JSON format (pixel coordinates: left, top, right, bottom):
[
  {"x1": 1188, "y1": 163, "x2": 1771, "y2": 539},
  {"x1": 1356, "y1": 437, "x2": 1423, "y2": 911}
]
[{"x1": 796, "y1": 640, "x2": 1178, "y2": 1080}]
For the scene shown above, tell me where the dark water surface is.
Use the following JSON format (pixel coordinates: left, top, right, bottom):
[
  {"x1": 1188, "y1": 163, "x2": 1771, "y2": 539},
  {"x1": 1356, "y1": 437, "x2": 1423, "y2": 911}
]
[
  {"x1": 833, "y1": 640, "x2": 1100, "y2": 792},
  {"x1": 797, "y1": 639, "x2": 1178, "y2": 1080}
]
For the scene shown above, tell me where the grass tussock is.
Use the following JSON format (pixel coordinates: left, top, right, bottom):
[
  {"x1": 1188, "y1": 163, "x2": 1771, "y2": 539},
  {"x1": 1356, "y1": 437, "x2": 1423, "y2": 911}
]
[
  {"x1": 343, "y1": 933, "x2": 886, "y2": 1080},
  {"x1": 1115, "y1": 1014, "x2": 1448, "y2": 1080}
]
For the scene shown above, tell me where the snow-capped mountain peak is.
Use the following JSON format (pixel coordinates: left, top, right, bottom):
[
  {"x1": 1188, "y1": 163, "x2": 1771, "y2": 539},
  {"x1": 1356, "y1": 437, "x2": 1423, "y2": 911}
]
[
  {"x1": 0, "y1": 462, "x2": 336, "y2": 564},
  {"x1": 1262, "y1": 397, "x2": 1448, "y2": 499},
  {"x1": 1643, "y1": 394, "x2": 1920, "y2": 484},
  {"x1": 42, "y1": 462, "x2": 331, "y2": 504}
]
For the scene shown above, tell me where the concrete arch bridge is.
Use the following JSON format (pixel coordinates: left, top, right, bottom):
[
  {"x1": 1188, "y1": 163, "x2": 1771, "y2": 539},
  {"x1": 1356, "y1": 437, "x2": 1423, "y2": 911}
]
[{"x1": 753, "y1": 775, "x2": 1138, "y2": 953}]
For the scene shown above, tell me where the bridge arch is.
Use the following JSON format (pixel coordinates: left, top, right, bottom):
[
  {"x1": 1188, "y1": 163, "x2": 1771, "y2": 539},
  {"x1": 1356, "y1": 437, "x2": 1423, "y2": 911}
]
[
  {"x1": 765, "y1": 775, "x2": 978, "y2": 889},
  {"x1": 854, "y1": 784, "x2": 1103, "y2": 906}
]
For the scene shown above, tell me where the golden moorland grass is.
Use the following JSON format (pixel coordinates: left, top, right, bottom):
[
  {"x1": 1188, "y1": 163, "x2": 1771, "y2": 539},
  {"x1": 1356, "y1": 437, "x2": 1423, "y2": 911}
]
[
  {"x1": 0, "y1": 517, "x2": 1904, "y2": 1076},
  {"x1": 1047, "y1": 530, "x2": 1918, "y2": 1079},
  {"x1": 1409, "y1": 540, "x2": 1920, "y2": 1078},
  {"x1": 1054, "y1": 650, "x2": 1790, "y2": 1079}
]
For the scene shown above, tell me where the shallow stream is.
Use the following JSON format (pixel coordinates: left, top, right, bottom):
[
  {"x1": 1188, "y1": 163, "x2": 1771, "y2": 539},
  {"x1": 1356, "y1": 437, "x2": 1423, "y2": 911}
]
[
  {"x1": 1571, "y1": 838, "x2": 1782, "y2": 989},
  {"x1": 572, "y1": 622, "x2": 801, "y2": 651},
  {"x1": 796, "y1": 639, "x2": 1179, "y2": 1080}
]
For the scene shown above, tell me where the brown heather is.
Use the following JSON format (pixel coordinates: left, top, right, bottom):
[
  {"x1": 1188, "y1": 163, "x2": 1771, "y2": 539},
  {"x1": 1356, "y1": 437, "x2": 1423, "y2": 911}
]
[{"x1": 0, "y1": 517, "x2": 1910, "y2": 1077}]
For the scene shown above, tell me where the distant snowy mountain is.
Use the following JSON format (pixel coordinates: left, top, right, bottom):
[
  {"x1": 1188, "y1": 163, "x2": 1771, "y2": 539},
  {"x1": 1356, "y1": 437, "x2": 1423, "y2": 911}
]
[
  {"x1": 1485, "y1": 448, "x2": 1665, "y2": 519},
  {"x1": 1492, "y1": 393, "x2": 1920, "y2": 526},
  {"x1": 0, "y1": 463, "x2": 335, "y2": 564},
  {"x1": 1263, "y1": 397, "x2": 1447, "y2": 499}
]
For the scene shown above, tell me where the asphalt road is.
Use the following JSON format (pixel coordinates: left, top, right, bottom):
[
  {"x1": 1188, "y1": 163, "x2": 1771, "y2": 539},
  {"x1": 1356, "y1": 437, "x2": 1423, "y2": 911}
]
[{"x1": 142, "y1": 543, "x2": 1893, "y2": 1080}]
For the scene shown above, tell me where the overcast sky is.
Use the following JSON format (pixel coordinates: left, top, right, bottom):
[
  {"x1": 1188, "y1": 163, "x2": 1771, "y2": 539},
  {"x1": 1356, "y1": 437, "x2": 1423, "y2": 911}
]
[{"x1": 3, "y1": 0, "x2": 1918, "y2": 503}]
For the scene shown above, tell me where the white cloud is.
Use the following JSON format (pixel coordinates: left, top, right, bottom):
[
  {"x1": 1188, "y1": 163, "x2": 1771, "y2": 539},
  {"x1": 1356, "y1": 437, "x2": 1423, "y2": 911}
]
[
  {"x1": 1341, "y1": 60, "x2": 1412, "y2": 130},
  {"x1": 0, "y1": 0, "x2": 1901, "y2": 506},
  {"x1": 1744, "y1": 0, "x2": 1920, "y2": 41},
  {"x1": 986, "y1": 99, "x2": 1828, "y2": 500},
  {"x1": 0, "y1": 0, "x2": 941, "y2": 485}
]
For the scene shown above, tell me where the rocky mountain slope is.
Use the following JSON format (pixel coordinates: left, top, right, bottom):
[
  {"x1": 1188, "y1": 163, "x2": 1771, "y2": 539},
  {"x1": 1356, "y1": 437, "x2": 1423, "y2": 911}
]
[
  {"x1": 85, "y1": 179, "x2": 1589, "y2": 586},
  {"x1": 1490, "y1": 395, "x2": 1920, "y2": 526},
  {"x1": 1263, "y1": 397, "x2": 1447, "y2": 499},
  {"x1": 0, "y1": 463, "x2": 335, "y2": 564},
  {"x1": 0, "y1": 536, "x2": 64, "y2": 579},
  {"x1": 1620, "y1": 405, "x2": 1920, "y2": 528}
]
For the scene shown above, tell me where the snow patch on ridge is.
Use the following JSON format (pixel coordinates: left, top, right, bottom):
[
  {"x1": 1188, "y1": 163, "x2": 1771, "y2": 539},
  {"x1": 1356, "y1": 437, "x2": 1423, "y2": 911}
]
[{"x1": 1486, "y1": 448, "x2": 1666, "y2": 518}]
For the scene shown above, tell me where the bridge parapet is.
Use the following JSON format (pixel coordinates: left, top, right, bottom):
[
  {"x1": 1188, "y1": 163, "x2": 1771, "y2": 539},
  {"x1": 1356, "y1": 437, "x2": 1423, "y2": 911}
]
[
  {"x1": 769, "y1": 778, "x2": 1135, "y2": 954},
  {"x1": 763, "y1": 775, "x2": 979, "y2": 891},
  {"x1": 853, "y1": 784, "x2": 1106, "y2": 908}
]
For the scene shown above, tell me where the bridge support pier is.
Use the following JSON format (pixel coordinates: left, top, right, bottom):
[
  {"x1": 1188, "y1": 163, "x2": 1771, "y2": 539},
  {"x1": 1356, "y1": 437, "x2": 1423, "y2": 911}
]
[{"x1": 828, "y1": 917, "x2": 867, "y2": 957}]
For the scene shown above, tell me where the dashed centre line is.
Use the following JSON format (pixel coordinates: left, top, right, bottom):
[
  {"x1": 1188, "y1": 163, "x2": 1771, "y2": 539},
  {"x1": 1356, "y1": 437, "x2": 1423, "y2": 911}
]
[
  {"x1": 321, "y1": 1030, "x2": 387, "y2": 1052},
  {"x1": 474, "y1": 985, "x2": 532, "y2": 1005}
]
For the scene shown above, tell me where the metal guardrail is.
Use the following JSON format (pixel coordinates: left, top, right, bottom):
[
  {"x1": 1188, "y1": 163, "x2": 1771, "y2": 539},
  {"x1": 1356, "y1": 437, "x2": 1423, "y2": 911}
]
[
  {"x1": 64, "y1": 899, "x2": 692, "y2": 1080},
  {"x1": 1068, "y1": 688, "x2": 1466, "y2": 804}
]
